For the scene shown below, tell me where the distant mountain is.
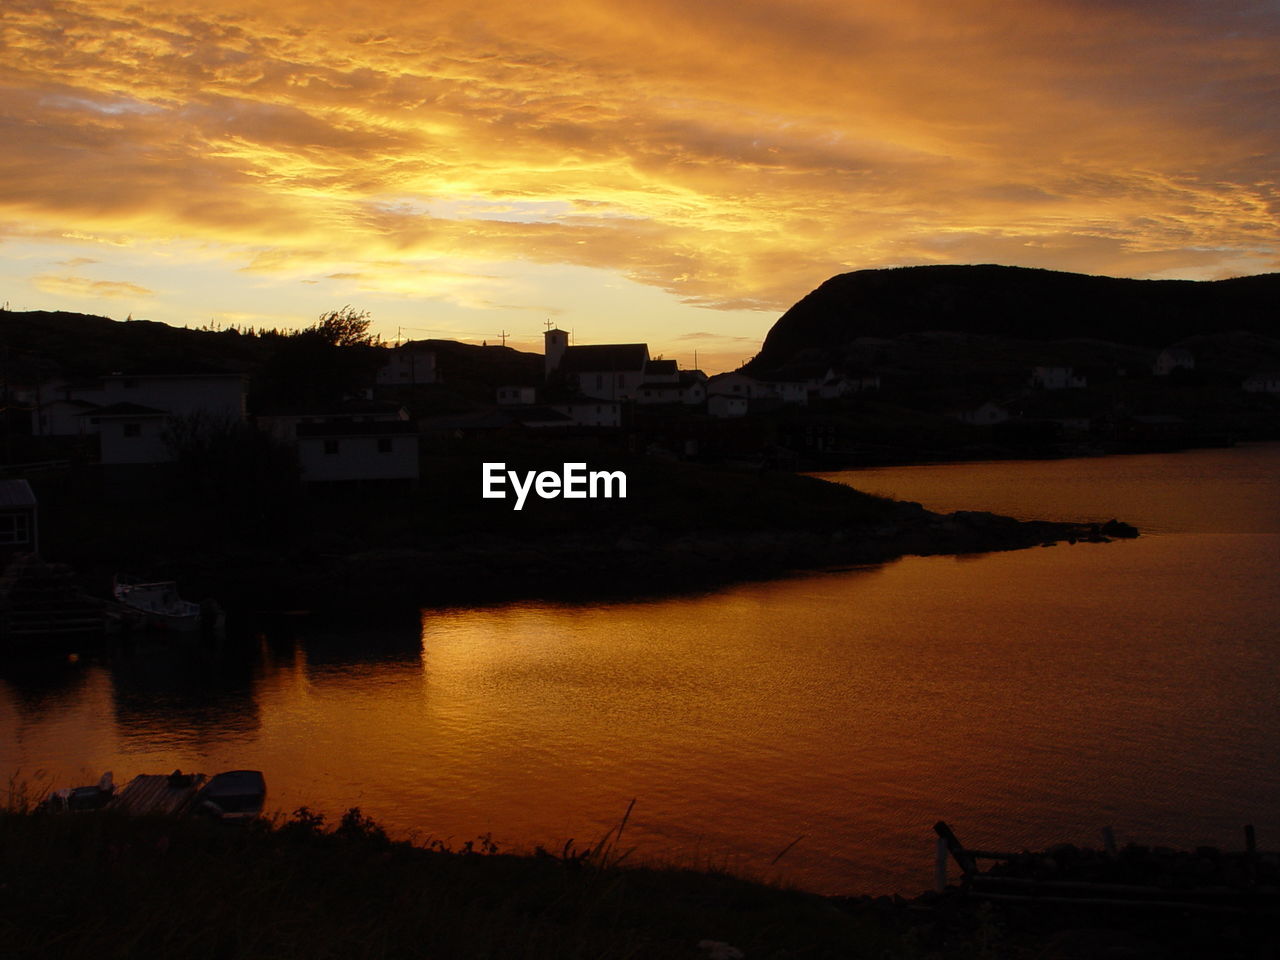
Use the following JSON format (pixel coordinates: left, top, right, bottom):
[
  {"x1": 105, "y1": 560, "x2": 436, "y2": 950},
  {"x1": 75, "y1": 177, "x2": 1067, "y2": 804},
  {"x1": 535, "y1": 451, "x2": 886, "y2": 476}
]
[{"x1": 746, "y1": 265, "x2": 1280, "y2": 373}]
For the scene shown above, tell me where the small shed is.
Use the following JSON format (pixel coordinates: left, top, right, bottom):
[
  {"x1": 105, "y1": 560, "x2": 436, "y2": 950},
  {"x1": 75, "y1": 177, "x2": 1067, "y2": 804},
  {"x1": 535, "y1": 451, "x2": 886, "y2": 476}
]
[{"x1": 0, "y1": 479, "x2": 38, "y2": 556}]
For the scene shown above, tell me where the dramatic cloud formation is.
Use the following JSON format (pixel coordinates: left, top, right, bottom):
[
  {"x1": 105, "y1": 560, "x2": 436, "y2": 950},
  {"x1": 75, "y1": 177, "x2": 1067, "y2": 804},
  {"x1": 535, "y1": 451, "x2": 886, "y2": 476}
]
[{"x1": 2, "y1": 0, "x2": 1277, "y2": 361}]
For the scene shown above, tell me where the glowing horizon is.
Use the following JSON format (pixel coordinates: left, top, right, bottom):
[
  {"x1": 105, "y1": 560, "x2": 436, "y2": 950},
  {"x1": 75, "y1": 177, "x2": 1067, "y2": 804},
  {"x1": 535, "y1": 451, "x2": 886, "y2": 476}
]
[{"x1": 2, "y1": 0, "x2": 1277, "y2": 373}]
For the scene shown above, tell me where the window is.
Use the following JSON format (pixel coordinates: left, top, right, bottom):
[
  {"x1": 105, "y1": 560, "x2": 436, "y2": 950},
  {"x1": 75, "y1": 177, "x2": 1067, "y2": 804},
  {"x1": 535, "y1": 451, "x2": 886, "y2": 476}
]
[
  {"x1": 323, "y1": 440, "x2": 339, "y2": 455},
  {"x1": 377, "y1": 438, "x2": 392, "y2": 454},
  {"x1": 123, "y1": 422, "x2": 141, "y2": 438},
  {"x1": 0, "y1": 513, "x2": 29, "y2": 545}
]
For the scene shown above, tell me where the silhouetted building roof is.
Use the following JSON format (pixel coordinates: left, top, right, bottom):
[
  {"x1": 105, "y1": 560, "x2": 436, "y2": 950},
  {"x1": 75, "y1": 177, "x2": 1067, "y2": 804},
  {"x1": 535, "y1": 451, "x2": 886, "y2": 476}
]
[
  {"x1": 0, "y1": 479, "x2": 36, "y2": 508},
  {"x1": 257, "y1": 399, "x2": 405, "y2": 418},
  {"x1": 296, "y1": 421, "x2": 417, "y2": 438},
  {"x1": 560, "y1": 344, "x2": 648, "y2": 373},
  {"x1": 82, "y1": 402, "x2": 167, "y2": 417},
  {"x1": 646, "y1": 359, "x2": 677, "y2": 376}
]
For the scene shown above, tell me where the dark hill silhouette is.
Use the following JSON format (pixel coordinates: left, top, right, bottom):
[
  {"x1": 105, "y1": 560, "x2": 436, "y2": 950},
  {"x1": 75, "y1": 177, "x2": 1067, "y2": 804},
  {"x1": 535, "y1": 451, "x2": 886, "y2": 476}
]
[
  {"x1": 746, "y1": 265, "x2": 1280, "y2": 373},
  {"x1": 0, "y1": 309, "x2": 268, "y2": 377}
]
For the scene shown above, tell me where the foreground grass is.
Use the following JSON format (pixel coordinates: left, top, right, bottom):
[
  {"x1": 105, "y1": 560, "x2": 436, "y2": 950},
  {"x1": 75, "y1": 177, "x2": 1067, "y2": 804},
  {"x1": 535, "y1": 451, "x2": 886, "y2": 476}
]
[{"x1": 0, "y1": 807, "x2": 902, "y2": 960}]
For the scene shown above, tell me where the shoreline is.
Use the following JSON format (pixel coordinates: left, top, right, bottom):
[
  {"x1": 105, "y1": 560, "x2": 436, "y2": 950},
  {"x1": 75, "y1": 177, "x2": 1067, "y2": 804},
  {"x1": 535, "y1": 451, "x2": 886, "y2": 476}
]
[{"x1": 161, "y1": 504, "x2": 1138, "y2": 618}]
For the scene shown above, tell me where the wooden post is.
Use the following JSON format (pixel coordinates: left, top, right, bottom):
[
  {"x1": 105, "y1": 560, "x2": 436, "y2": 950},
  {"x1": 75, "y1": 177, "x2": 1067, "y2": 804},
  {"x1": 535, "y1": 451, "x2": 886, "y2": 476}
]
[
  {"x1": 935, "y1": 834, "x2": 949, "y2": 891},
  {"x1": 1102, "y1": 826, "x2": 1117, "y2": 857}
]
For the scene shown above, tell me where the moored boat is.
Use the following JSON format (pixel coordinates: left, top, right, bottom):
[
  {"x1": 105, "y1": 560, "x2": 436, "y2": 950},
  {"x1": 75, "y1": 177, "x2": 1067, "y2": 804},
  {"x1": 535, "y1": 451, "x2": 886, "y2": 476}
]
[
  {"x1": 112, "y1": 575, "x2": 201, "y2": 631},
  {"x1": 195, "y1": 770, "x2": 266, "y2": 822}
]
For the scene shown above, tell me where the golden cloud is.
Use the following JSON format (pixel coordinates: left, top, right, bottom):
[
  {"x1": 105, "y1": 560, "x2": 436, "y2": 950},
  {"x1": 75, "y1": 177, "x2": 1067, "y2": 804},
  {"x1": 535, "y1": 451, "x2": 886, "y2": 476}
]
[
  {"x1": 2, "y1": 0, "x2": 1277, "y2": 315},
  {"x1": 33, "y1": 272, "x2": 155, "y2": 298}
]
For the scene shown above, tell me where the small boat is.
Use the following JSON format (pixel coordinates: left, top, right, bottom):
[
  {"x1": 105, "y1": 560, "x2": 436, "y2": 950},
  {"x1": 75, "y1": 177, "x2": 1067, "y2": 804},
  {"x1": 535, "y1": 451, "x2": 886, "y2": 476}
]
[
  {"x1": 47, "y1": 771, "x2": 115, "y2": 812},
  {"x1": 113, "y1": 575, "x2": 201, "y2": 631},
  {"x1": 195, "y1": 770, "x2": 266, "y2": 822}
]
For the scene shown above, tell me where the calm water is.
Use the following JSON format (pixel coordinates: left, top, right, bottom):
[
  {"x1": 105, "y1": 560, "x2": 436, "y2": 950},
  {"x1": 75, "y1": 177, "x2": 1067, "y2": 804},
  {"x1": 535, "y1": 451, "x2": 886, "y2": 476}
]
[{"x1": 4, "y1": 445, "x2": 1279, "y2": 895}]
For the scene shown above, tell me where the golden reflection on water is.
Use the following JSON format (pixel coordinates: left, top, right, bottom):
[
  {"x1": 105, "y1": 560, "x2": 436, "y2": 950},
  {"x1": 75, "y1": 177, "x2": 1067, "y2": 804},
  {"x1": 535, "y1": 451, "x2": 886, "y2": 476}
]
[{"x1": 2, "y1": 446, "x2": 1279, "y2": 895}]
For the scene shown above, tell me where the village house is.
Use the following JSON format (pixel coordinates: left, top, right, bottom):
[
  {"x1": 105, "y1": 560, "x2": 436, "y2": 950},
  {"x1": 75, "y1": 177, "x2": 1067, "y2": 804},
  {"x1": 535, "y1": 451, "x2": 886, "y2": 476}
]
[
  {"x1": 706, "y1": 372, "x2": 771, "y2": 400},
  {"x1": 1242, "y1": 373, "x2": 1280, "y2": 394},
  {"x1": 757, "y1": 375, "x2": 808, "y2": 406},
  {"x1": 496, "y1": 385, "x2": 538, "y2": 405},
  {"x1": 256, "y1": 401, "x2": 408, "y2": 443},
  {"x1": 1029, "y1": 366, "x2": 1087, "y2": 390},
  {"x1": 84, "y1": 403, "x2": 170, "y2": 465},
  {"x1": 708, "y1": 394, "x2": 749, "y2": 419},
  {"x1": 1153, "y1": 347, "x2": 1195, "y2": 376},
  {"x1": 952, "y1": 401, "x2": 1013, "y2": 426},
  {"x1": 33, "y1": 373, "x2": 247, "y2": 438},
  {"x1": 375, "y1": 343, "x2": 437, "y2": 386},
  {"x1": 543, "y1": 328, "x2": 651, "y2": 401},
  {"x1": 0, "y1": 479, "x2": 38, "y2": 558},
  {"x1": 295, "y1": 420, "x2": 419, "y2": 485},
  {"x1": 550, "y1": 401, "x2": 623, "y2": 428},
  {"x1": 679, "y1": 372, "x2": 708, "y2": 406}
]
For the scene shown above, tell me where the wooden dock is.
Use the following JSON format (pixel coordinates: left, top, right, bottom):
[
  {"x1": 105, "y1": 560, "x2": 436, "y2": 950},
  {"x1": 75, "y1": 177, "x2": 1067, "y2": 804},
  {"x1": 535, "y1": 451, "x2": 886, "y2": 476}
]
[
  {"x1": 107, "y1": 773, "x2": 206, "y2": 817},
  {"x1": 934, "y1": 820, "x2": 1280, "y2": 914}
]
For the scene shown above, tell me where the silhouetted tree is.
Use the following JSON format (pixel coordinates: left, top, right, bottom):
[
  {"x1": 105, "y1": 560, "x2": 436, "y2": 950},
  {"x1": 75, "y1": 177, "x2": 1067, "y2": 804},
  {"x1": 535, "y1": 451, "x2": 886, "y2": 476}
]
[
  {"x1": 313, "y1": 306, "x2": 378, "y2": 348},
  {"x1": 251, "y1": 307, "x2": 385, "y2": 411}
]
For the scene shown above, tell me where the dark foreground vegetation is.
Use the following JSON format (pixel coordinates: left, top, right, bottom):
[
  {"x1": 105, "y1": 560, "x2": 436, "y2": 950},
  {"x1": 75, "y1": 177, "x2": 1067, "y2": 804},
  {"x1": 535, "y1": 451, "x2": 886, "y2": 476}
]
[{"x1": 3, "y1": 805, "x2": 1274, "y2": 959}]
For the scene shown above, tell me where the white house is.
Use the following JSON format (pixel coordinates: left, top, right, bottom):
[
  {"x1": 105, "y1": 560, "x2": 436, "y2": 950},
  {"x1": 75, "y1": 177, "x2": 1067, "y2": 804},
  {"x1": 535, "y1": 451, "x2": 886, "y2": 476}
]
[
  {"x1": 758, "y1": 377, "x2": 808, "y2": 405},
  {"x1": 553, "y1": 339, "x2": 651, "y2": 401},
  {"x1": 1154, "y1": 348, "x2": 1195, "y2": 376},
  {"x1": 0, "y1": 479, "x2": 38, "y2": 558},
  {"x1": 550, "y1": 401, "x2": 622, "y2": 427},
  {"x1": 84, "y1": 403, "x2": 170, "y2": 464},
  {"x1": 707, "y1": 372, "x2": 771, "y2": 400},
  {"x1": 679, "y1": 373, "x2": 708, "y2": 406},
  {"x1": 257, "y1": 402, "x2": 408, "y2": 443},
  {"x1": 376, "y1": 344, "x2": 437, "y2": 386},
  {"x1": 1242, "y1": 373, "x2": 1280, "y2": 393},
  {"x1": 32, "y1": 397, "x2": 100, "y2": 436},
  {"x1": 1029, "y1": 366, "x2": 1087, "y2": 390},
  {"x1": 34, "y1": 373, "x2": 245, "y2": 437},
  {"x1": 708, "y1": 394, "x2": 749, "y2": 419},
  {"x1": 637, "y1": 381, "x2": 685, "y2": 405},
  {"x1": 295, "y1": 421, "x2": 419, "y2": 484},
  {"x1": 99, "y1": 373, "x2": 246, "y2": 419},
  {"x1": 496, "y1": 385, "x2": 538, "y2": 405}
]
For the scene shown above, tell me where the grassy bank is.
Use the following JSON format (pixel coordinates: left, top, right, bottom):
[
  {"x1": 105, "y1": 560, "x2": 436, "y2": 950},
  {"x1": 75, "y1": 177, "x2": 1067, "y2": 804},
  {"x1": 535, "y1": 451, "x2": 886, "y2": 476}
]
[
  {"x1": 0, "y1": 804, "x2": 907, "y2": 960},
  {"x1": 5, "y1": 803, "x2": 1274, "y2": 959}
]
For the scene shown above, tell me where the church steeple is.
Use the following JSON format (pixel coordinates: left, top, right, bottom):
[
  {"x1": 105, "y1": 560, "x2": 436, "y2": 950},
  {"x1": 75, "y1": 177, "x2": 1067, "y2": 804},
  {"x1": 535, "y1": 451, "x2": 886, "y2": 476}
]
[{"x1": 544, "y1": 325, "x2": 569, "y2": 378}]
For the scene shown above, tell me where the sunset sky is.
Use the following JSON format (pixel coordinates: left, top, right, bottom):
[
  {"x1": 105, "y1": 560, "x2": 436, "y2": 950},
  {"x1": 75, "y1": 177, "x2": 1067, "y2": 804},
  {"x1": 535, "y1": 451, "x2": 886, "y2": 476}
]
[{"x1": 2, "y1": 0, "x2": 1277, "y2": 372}]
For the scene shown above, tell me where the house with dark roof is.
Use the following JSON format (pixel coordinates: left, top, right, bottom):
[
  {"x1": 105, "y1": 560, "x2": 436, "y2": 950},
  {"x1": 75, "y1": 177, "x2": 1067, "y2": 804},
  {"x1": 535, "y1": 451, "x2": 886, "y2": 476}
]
[
  {"x1": 295, "y1": 420, "x2": 419, "y2": 484},
  {"x1": 0, "y1": 479, "x2": 38, "y2": 558},
  {"x1": 80, "y1": 403, "x2": 170, "y2": 464},
  {"x1": 376, "y1": 342, "x2": 437, "y2": 386},
  {"x1": 256, "y1": 401, "x2": 409, "y2": 443}
]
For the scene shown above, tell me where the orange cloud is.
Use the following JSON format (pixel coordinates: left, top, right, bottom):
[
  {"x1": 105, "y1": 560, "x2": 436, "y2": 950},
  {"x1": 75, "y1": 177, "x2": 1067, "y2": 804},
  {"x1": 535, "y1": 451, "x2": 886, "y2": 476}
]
[{"x1": 1, "y1": 0, "x2": 1277, "y2": 322}]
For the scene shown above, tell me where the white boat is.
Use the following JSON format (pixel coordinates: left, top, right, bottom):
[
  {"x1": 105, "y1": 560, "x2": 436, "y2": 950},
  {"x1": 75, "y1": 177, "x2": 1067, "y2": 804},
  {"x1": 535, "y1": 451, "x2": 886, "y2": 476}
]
[
  {"x1": 195, "y1": 770, "x2": 266, "y2": 822},
  {"x1": 113, "y1": 575, "x2": 202, "y2": 631}
]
